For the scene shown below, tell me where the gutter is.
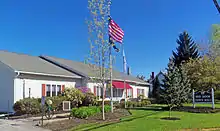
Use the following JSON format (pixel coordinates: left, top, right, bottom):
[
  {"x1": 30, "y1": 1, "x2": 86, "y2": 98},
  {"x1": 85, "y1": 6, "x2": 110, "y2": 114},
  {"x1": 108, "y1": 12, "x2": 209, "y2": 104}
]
[{"x1": 15, "y1": 71, "x2": 81, "y2": 79}]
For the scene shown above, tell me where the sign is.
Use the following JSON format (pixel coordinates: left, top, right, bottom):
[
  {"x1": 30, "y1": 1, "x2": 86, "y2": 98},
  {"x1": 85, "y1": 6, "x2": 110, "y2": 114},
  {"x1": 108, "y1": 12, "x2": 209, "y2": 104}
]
[
  {"x1": 41, "y1": 96, "x2": 46, "y2": 106},
  {"x1": 194, "y1": 91, "x2": 212, "y2": 103},
  {"x1": 192, "y1": 88, "x2": 215, "y2": 109}
]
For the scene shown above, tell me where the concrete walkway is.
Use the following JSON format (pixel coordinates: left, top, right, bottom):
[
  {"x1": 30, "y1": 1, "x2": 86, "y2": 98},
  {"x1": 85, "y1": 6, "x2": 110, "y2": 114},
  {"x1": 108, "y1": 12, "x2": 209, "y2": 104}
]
[{"x1": 0, "y1": 119, "x2": 50, "y2": 131}]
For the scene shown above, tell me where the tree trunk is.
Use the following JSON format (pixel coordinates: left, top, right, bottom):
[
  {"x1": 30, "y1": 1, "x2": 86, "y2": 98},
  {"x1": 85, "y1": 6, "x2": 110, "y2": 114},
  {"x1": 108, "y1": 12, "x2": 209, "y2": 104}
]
[
  {"x1": 169, "y1": 107, "x2": 172, "y2": 118},
  {"x1": 102, "y1": 85, "x2": 106, "y2": 120},
  {"x1": 213, "y1": 0, "x2": 220, "y2": 14}
]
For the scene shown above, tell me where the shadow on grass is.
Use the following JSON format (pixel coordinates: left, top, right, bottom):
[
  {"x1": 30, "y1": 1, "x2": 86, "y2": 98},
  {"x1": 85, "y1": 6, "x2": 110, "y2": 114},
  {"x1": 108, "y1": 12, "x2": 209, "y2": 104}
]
[{"x1": 77, "y1": 111, "x2": 163, "y2": 131}]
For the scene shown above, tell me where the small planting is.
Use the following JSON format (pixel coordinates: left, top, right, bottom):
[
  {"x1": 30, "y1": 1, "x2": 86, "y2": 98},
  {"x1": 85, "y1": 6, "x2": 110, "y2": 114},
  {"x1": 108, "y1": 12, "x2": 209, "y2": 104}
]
[{"x1": 71, "y1": 105, "x2": 111, "y2": 119}]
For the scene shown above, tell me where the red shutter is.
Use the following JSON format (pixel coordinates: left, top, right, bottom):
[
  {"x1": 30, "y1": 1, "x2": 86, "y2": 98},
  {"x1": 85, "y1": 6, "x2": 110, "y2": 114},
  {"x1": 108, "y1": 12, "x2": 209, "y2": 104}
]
[
  {"x1": 42, "y1": 84, "x2": 46, "y2": 97},
  {"x1": 62, "y1": 85, "x2": 65, "y2": 92},
  {"x1": 94, "y1": 86, "x2": 96, "y2": 96}
]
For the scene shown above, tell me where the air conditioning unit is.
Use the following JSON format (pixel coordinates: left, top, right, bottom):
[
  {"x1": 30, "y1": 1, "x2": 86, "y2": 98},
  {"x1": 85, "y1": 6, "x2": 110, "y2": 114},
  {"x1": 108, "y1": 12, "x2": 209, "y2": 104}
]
[{"x1": 62, "y1": 101, "x2": 71, "y2": 111}]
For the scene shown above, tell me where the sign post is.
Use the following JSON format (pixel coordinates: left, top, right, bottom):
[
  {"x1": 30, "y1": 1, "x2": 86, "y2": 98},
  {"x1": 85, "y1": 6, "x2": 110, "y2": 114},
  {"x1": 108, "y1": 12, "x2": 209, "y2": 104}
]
[
  {"x1": 212, "y1": 88, "x2": 215, "y2": 109},
  {"x1": 192, "y1": 89, "x2": 195, "y2": 108}
]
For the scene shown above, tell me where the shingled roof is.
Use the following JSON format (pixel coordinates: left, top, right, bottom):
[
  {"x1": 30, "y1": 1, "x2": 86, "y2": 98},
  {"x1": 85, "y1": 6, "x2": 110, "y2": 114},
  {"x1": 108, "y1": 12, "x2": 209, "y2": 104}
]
[
  {"x1": 0, "y1": 51, "x2": 80, "y2": 78},
  {"x1": 40, "y1": 56, "x2": 149, "y2": 85}
]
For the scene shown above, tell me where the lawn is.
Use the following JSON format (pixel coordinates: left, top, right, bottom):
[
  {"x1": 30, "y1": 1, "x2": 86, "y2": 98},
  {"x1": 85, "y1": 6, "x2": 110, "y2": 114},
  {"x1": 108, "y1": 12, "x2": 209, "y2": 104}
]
[{"x1": 72, "y1": 108, "x2": 220, "y2": 131}]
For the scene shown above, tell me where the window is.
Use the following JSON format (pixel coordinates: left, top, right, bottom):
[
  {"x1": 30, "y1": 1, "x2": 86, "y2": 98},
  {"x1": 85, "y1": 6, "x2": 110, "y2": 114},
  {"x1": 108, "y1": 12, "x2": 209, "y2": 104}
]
[
  {"x1": 52, "y1": 85, "x2": 56, "y2": 96},
  {"x1": 57, "y1": 85, "x2": 62, "y2": 96},
  {"x1": 46, "y1": 85, "x2": 51, "y2": 97},
  {"x1": 113, "y1": 88, "x2": 123, "y2": 97},
  {"x1": 137, "y1": 89, "x2": 145, "y2": 97},
  {"x1": 127, "y1": 89, "x2": 132, "y2": 98}
]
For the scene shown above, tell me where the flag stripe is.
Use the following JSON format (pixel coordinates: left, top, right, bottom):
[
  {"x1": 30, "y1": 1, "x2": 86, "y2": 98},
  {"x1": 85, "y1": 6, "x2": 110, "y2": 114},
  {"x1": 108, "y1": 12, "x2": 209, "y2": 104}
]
[
  {"x1": 108, "y1": 18, "x2": 124, "y2": 43},
  {"x1": 110, "y1": 20, "x2": 124, "y2": 33},
  {"x1": 109, "y1": 30, "x2": 123, "y2": 41},
  {"x1": 109, "y1": 22, "x2": 124, "y2": 35},
  {"x1": 109, "y1": 25, "x2": 124, "y2": 38}
]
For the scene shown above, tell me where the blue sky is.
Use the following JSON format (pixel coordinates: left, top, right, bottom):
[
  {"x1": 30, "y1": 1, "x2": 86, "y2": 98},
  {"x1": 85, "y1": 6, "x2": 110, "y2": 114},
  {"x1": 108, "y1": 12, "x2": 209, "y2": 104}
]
[{"x1": 0, "y1": 0, "x2": 219, "y2": 78}]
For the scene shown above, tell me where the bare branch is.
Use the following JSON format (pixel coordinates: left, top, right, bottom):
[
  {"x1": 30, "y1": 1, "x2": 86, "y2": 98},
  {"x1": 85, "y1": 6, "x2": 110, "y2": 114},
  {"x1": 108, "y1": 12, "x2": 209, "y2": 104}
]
[{"x1": 213, "y1": 0, "x2": 220, "y2": 14}]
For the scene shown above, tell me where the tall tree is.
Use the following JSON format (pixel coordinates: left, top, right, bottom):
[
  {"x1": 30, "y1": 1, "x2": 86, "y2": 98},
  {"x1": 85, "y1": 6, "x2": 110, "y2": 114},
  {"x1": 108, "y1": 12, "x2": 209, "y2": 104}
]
[
  {"x1": 213, "y1": 0, "x2": 220, "y2": 14},
  {"x1": 183, "y1": 57, "x2": 220, "y2": 90},
  {"x1": 172, "y1": 31, "x2": 199, "y2": 66},
  {"x1": 161, "y1": 59, "x2": 191, "y2": 118},
  {"x1": 87, "y1": 0, "x2": 111, "y2": 120},
  {"x1": 152, "y1": 75, "x2": 160, "y2": 101}
]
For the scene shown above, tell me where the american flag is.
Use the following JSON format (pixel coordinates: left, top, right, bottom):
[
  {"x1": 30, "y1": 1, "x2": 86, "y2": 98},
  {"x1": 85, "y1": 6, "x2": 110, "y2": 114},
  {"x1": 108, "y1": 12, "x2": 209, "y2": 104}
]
[{"x1": 108, "y1": 18, "x2": 124, "y2": 43}]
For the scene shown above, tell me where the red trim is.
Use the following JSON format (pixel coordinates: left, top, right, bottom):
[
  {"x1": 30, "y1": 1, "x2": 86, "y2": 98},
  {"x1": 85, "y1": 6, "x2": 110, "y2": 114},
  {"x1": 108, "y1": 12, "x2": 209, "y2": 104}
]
[
  {"x1": 42, "y1": 84, "x2": 46, "y2": 97},
  {"x1": 94, "y1": 86, "x2": 96, "y2": 96},
  {"x1": 61, "y1": 85, "x2": 65, "y2": 92}
]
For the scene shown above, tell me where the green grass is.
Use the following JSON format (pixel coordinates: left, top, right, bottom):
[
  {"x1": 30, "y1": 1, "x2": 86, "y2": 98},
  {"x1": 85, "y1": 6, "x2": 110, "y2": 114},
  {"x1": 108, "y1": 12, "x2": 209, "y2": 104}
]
[
  {"x1": 183, "y1": 103, "x2": 220, "y2": 108},
  {"x1": 72, "y1": 109, "x2": 220, "y2": 131}
]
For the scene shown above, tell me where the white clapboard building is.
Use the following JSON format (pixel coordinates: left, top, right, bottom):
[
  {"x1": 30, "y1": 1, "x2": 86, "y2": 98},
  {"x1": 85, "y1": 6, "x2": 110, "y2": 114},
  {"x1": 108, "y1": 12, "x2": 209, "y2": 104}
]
[{"x1": 0, "y1": 51, "x2": 150, "y2": 112}]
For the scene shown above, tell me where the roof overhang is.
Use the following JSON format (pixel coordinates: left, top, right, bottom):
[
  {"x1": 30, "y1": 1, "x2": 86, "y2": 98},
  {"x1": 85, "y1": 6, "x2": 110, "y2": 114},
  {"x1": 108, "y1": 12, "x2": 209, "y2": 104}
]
[
  {"x1": 15, "y1": 71, "x2": 82, "y2": 79},
  {"x1": 89, "y1": 77, "x2": 150, "y2": 86}
]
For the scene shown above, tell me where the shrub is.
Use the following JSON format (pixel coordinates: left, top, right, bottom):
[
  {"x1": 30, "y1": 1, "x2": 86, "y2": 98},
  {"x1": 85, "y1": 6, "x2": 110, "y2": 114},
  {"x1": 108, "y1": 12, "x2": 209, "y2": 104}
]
[
  {"x1": 46, "y1": 96, "x2": 66, "y2": 111},
  {"x1": 215, "y1": 90, "x2": 220, "y2": 100},
  {"x1": 97, "y1": 100, "x2": 111, "y2": 106},
  {"x1": 141, "y1": 99, "x2": 151, "y2": 106},
  {"x1": 71, "y1": 106, "x2": 101, "y2": 119},
  {"x1": 83, "y1": 93, "x2": 98, "y2": 106},
  {"x1": 103, "y1": 105, "x2": 111, "y2": 112},
  {"x1": 126, "y1": 99, "x2": 151, "y2": 108},
  {"x1": 13, "y1": 98, "x2": 41, "y2": 115},
  {"x1": 77, "y1": 87, "x2": 91, "y2": 94},
  {"x1": 64, "y1": 87, "x2": 85, "y2": 108}
]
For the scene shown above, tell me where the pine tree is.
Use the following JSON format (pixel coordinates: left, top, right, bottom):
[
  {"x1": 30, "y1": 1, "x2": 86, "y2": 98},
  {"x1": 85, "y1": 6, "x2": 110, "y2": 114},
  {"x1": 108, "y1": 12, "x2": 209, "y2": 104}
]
[
  {"x1": 152, "y1": 76, "x2": 160, "y2": 101},
  {"x1": 161, "y1": 59, "x2": 191, "y2": 118},
  {"x1": 172, "y1": 31, "x2": 199, "y2": 66}
]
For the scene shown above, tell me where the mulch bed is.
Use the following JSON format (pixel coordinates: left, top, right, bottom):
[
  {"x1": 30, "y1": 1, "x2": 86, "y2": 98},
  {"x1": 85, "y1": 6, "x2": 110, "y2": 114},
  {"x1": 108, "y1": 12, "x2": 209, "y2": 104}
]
[
  {"x1": 43, "y1": 109, "x2": 130, "y2": 131},
  {"x1": 161, "y1": 117, "x2": 180, "y2": 121},
  {"x1": 173, "y1": 106, "x2": 220, "y2": 113}
]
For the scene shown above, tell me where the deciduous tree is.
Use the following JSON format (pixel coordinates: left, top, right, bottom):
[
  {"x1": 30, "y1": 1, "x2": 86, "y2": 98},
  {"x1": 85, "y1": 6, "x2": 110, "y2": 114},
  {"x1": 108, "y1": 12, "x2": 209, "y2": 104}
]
[{"x1": 87, "y1": 0, "x2": 111, "y2": 120}]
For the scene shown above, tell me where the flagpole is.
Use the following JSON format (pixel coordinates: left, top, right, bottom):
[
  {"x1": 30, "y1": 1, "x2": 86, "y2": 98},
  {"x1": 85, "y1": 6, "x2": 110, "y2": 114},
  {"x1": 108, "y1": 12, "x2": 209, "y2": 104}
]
[
  {"x1": 123, "y1": 45, "x2": 127, "y2": 109},
  {"x1": 108, "y1": 0, "x2": 113, "y2": 112},
  {"x1": 109, "y1": 41, "x2": 113, "y2": 113}
]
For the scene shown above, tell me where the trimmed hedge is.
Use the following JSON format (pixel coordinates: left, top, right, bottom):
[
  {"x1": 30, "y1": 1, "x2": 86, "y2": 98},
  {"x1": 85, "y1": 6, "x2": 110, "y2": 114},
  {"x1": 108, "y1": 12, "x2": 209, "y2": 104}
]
[{"x1": 71, "y1": 105, "x2": 111, "y2": 119}]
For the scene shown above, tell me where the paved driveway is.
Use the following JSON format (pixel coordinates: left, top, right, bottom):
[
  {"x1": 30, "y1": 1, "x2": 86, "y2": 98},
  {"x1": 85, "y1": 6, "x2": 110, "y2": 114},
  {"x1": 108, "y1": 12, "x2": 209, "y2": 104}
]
[{"x1": 0, "y1": 119, "x2": 50, "y2": 131}]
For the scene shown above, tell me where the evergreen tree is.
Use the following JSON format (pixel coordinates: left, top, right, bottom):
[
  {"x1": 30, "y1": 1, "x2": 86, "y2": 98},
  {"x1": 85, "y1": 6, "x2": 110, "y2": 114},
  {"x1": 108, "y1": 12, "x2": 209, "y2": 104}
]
[
  {"x1": 161, "y1": 59, "x2": 191, "y2": 117},
  {"x1": 152, "y1": 75, "x2": 160, "y2": 101},
  {"x1": 172, "y1": 31, "x2": 199, "y2": 66}
]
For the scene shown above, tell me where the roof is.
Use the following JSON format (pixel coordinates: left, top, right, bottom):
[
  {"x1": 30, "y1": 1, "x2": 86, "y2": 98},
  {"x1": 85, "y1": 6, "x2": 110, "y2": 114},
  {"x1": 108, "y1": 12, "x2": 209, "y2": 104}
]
[
  {"x1": 40, "y1": 56, "x2": 149, "y2": 85},
  {"x1": 0, "y1": 51, "x2": 80, "y2": 78}
]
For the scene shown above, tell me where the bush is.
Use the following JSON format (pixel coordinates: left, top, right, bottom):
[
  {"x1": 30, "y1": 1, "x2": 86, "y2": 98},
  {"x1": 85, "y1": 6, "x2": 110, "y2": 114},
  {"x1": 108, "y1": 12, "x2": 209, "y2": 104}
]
[
  {"x1": 71, "y1": 106, "x2": 101, "y2": 119},
  {"x1": 46, "y1": 96, "x2": 66, "y2": 111},
  {"x1": 215, "y1": 90, "x2": 220, "y2": 100},
  {"x1": 127, "y1": 99, "x2": 151, "y2": 108},
  {"x1": 83, "y1": 93, "x2": 98, "y2": 106},
  {"x1": 141, "y1": 99, "x2": 151, "y2": 106},
  {"x1": 71, "y1": 105, "x2": 111, "y2": 119},
  {"x1": 103, "y1": 105, "x2": 111, "y2": 112},
  {"x1": 64, "y1": 87, "x2": 85, "y2": 108},
  {"x1": 97, "y1": 100, "x2": 111, "y2": 106},
  {"x1": 13, "y1": 98, "x2": 41, "y2": 115}
]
